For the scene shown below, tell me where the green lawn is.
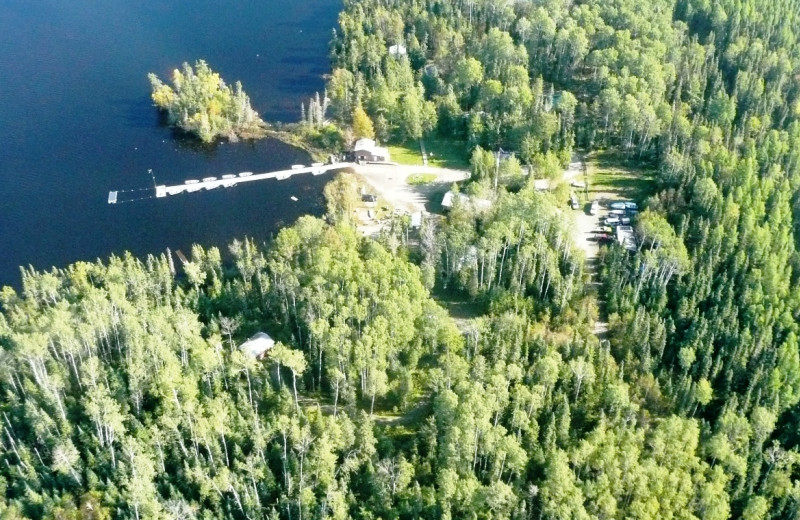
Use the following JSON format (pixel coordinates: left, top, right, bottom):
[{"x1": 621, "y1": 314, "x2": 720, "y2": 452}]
[
  {"x1": 387, "y1": 143, "x2": 424, "y2": 165},
  {"x1": 388, "y1": 138, "x2": 470, "y2": 169},
  {"x1": 585, "y1": 150, "x2": 657, "y2": 202}
]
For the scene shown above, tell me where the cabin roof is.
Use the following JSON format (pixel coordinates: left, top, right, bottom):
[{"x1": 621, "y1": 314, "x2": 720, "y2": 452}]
[{"x1": 238, "y1": 332, "x2": 275, "y2": 359}]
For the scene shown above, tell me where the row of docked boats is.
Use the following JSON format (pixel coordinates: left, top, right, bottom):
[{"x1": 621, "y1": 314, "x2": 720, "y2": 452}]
[{"x1": 182, "y1": 172, "x2": 255, "y2": 190}]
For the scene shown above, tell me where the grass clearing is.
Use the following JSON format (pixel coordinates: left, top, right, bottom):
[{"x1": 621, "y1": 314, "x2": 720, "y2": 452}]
[
  {"x1": 424, "y1": 138, "x2": 470, "y2": 169},
  {"x1": 388, "y1": 143, "x2": 424, "y2": 165},
  {"x1": 388, "y1": 138, "x2": 470, "y2": 169},
  {"x1": 407, "y1": 173, "x2": 438, "y2": 185},
  {"x1": 585, "y1": 150, "x2": 657, "y2": 202}
]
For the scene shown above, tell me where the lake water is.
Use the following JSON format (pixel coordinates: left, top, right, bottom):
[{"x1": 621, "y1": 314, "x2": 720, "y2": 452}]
[{"x1": 0, "y1": 0, "x2": 341, "y2": 287}]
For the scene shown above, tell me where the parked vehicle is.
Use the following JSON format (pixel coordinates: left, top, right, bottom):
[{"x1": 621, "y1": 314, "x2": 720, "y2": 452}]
[
  {"x1": 605, "y1": 215, "x2": 621, "y2": 225},
  {"x1": 590, "y1": 200, "x2": 600, "y2": 215},
  {"x1": 609, "y1": 201, "x2": 627, "y2": 210},
  {"x1": 625, "y1": 201, "x2": 638, "y2": 210}
]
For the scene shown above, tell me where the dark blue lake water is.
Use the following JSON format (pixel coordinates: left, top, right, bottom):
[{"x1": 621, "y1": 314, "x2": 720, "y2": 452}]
[{"x1": 0, "y1": 0, "x2": 341, "y2": 287}]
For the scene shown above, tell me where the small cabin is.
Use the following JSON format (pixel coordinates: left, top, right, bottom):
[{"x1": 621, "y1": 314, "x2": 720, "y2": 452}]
[
  {"x1": 238, "y1": 332, "x2": 275, "y2": 360},
  {"x1": 352, "y1": 138, "x2": 391, "y2": 163}
]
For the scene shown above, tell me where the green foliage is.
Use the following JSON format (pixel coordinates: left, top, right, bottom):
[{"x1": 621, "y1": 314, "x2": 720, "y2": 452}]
[
  {"x1": 7, "y1": 0, "x2": 800, "y2": 518},
  {"x1": 406, "y1": 173, "x2": 437, "y2": 185},
  {"x1": 148, "y1": 60, "x2": 265, "y2": 142},
  {"x1": 352, "y1": 105, "x2": 375, "y2": 139}
]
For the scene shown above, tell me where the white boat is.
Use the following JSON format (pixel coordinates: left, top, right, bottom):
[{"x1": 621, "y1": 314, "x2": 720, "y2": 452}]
[
  {"x1": 290, "y1": 196, "x2": 298, "y2": 201},
  {"x1": 222, "y1": 174, "x2": 237, "y2": 179},
  {"x1": 202, "y1": 176, "x2": 217, "y2": 182},
  {"x1": 186, "y1": 179, "x2": 200, "y2": 184},
  {"x1": 239, "y1": 171, "x2": 253, "y2": 177},
  {"x1": 291, "y1": 164, "x2": 305, "y2": 170}
]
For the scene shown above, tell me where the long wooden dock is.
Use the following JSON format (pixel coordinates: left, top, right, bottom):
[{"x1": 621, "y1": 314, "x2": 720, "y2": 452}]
[{"x1": 108, "y1": 162, "x2": 352, "y2": 203}]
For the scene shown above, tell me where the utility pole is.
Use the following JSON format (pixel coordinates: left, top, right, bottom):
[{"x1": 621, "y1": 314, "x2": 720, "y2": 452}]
[{"x1": 494, "y1": 152, "x2": 500, "y2": 193}]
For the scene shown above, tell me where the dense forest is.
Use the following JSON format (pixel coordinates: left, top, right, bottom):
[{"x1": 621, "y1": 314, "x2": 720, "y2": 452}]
[
  {"x1": 3, "y1": 0, "x2": 800, "y2": 518},
  {"x1": 149, "y1": 60, "x2": 266, "y2": 143}
]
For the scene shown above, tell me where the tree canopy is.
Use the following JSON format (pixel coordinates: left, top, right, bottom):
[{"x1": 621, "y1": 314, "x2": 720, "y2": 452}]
[{"x1": 148, "y1": 60, "x2": 266, "y2": 143}]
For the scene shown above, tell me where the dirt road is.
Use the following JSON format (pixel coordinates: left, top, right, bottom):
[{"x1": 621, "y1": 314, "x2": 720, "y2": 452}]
[
  {"x1": 352, "y1": 163, "x2": 470, "y2": 213},
  {"x1": 563, "y1": 155, "x2": 609, "y2": 338}
]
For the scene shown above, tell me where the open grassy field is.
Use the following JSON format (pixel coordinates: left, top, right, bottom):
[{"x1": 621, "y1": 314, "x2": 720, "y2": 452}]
[
  {"x1": 584, "y1": 150, "x2": 657, "y2": 202},
  {"x1": 388, "y1": 138, "x2": 470, "y2": 169}
]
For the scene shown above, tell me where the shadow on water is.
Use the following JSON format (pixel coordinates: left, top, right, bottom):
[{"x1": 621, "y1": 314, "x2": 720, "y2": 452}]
[{"x1": 112, "y1": 96, "x2": 159, "y2": 129}]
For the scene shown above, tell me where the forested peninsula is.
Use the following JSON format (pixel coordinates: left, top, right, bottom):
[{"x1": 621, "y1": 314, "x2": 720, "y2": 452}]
[
  {"x1": 148, "y1": 60, "x2": 267, "y2": 143},
  {"x1": 3, "y1": 0, "x2": 800, "y2": 519}
]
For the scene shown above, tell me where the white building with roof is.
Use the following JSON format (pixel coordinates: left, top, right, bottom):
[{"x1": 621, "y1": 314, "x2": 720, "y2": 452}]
[
  {"x1": 353, "y1": 138, "x2": 391, "y2": 163},
  {"x1": 238, "y1": 332, "x2": 275, "y2": 360}
]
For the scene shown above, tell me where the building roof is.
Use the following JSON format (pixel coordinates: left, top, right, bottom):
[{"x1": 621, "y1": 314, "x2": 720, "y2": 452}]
[
  {"x1": 441, "y1": 191, "x2": 470, "y2": 209},
  {"x1": 388, "y1": 44, "x2": 407, "y2": 56},
  {"x1": 354, "y1": 138, "x2": 377, "y2": 150},
  {"x1": 238, "y1": 332, "x2": 275, "y2": 359}
]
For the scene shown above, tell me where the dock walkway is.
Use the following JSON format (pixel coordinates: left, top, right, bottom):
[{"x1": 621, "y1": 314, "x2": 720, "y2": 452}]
[{"x1": 109, "y1": 162, "x2": 353, "y2": 203}]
